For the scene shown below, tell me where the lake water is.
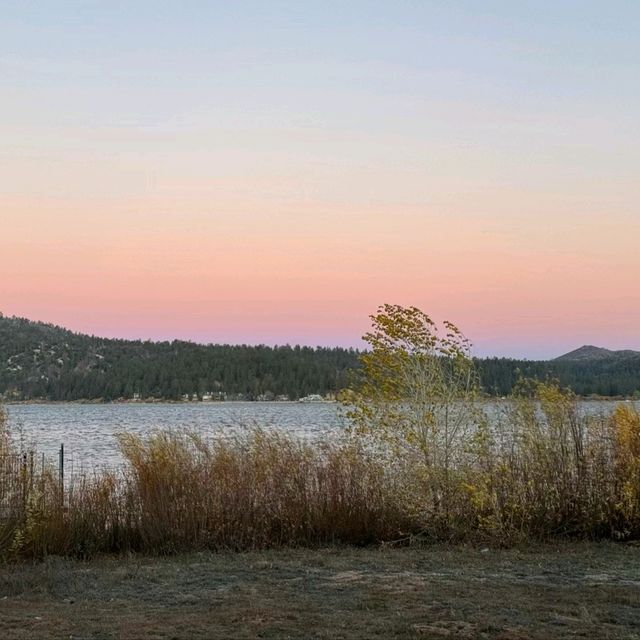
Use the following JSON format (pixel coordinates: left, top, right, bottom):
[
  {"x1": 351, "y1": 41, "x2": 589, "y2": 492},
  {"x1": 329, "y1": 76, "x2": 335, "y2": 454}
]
[
  {"x1": 4, "y1": 400, "x2": 637, "y2": 471},
  {"x1": 4, "y1": 402, "x2": 347, "y2": 470}
]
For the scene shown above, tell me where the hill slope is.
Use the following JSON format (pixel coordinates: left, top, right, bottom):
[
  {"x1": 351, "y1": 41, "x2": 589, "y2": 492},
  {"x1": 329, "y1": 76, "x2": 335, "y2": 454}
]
[{"x1": 0, "y1": 315, "x2": 359, "y2": 401}]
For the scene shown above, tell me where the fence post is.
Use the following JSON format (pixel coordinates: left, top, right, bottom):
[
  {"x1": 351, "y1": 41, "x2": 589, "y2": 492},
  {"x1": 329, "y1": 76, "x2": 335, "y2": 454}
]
[
  {"x1": 41, "y1": 451, "x2": 46, "y2": 512},
  {"x1": 22, "y1": 452, "x2": 27, "y2": 511},
  {"x1": 29, "y1": 451, "x2": 34, "y2": 495},
  {"x1": 58, "y1": 444, "x2": 64, "y2": 506}
]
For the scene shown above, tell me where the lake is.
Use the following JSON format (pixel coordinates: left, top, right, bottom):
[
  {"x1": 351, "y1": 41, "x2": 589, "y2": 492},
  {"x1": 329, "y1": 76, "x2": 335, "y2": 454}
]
[
  {"x1": 4, "y1": 400, "x2": 637, "y2": 471},
  {"x1": 4, "y1": 402, "x2": 347, "y2": 470}
]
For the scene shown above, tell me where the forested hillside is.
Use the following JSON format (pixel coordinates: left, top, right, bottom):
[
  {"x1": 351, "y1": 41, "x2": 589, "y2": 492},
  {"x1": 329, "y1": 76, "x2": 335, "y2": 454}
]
[
  {"x1": 477, "y1": 357, "x2": 640, "y2": 397},
  {"x1": 0, "y1": 315, "x2": 358, "y2": 401},
  {"x1": 1, "y1": 314, "x2": 639, "y2": 401}
]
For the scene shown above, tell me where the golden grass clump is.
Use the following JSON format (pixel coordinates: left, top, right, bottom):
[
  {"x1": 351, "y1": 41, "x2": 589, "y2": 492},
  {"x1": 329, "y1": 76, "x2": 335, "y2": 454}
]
[
  {"x1": 0, "y1": 418, "x2": 414, "y2": 559},
  {"x1": 347, "y1": 381, "x2": 640, "y2": 545},
  {"x1": 612, "y1": 404, "x2": 640, "y2": 535},
  {"x1": 117, "y1": 429, "x2": 411, "y2": 552},
  {"x1": 456, "y1": 382, "x2": 617, "y2": 542}
]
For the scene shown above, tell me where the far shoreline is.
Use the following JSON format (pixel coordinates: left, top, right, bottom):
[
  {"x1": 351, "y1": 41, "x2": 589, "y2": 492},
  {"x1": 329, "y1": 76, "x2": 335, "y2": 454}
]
[
  {"x1": 3, "y1": 398, "x2": 339, "y2": 405},
  {"x1": 3, "y1": 396, "x2": 637, "y2": 405}
]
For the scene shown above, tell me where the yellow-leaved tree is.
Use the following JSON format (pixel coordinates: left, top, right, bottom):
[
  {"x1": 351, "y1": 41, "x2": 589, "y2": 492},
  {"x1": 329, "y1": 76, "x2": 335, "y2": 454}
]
[{"x1": 343, "y1": 304, "x2": 480, "y2": 525}]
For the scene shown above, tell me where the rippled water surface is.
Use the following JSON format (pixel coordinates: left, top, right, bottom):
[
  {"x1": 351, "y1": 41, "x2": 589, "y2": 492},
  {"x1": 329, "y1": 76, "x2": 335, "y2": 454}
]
[
  {"x1": 4, "y1": 400, "x2": 637, "y2": 471},
  {"x1": 5, "y1": 402, "x2": 346, "y2": 469}
]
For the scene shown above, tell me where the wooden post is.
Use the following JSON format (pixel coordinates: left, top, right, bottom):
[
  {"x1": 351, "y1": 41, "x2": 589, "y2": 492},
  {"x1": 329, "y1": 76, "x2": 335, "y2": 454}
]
[
  {"x1": 59, "y1": 444, "x2": 64, "y2": 506},
  {"x1": 29, "y1": 451, "x2": 34, "y2": 494},
  {"x1": 41, "y1": 451, "x2": 46, "y2": 511},
  {"x1": 22, "y1": 452, "x2": 27, "y2": 511}
]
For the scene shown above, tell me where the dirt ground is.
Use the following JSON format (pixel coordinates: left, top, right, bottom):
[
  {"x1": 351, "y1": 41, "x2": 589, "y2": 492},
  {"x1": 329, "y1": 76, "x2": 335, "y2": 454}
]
[{"x1": 0, "y1": 542, "x2": 639, "y2": 639}]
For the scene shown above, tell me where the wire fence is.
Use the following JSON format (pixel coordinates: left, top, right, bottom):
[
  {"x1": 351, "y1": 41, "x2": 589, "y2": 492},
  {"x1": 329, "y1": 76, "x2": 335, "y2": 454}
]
[{"x1": 0, "y1": 446, "x2": 64, "y2": 520}]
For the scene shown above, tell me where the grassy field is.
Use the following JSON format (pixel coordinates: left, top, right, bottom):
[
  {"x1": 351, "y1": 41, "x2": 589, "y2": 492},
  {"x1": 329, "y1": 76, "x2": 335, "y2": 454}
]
[{"x1": 1, "y1": 542, "x2": 639, "y2": 639}]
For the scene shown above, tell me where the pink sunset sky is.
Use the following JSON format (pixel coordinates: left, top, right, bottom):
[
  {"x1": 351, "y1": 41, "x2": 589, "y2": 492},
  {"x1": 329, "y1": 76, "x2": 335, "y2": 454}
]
[{"x1": 2, "y1": 3, "x2": 639, "y2": 359}]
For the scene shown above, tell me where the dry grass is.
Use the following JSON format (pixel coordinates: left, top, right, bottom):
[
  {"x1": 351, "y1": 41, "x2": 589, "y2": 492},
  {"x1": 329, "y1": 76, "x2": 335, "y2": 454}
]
[
  {"x1": 1, "y1": 543, "x2": 639, "y2": 639},
  {"x1": 1, "y1": 385, "x2": 640, "y2": 559},
  {"x1": 457, "y1": 385, "x2": 640, "y2": 543},
  {"x1": 1, "y1": 426, "x2": 413, "y2": 558},
  {"x1": 117, "y1": 429, "x2": 411, "y2": 552}
]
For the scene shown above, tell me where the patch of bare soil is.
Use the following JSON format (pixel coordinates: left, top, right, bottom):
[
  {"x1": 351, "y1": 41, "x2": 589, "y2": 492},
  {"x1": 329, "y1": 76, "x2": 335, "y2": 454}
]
[{"x1": 1, "y1": 542, "x2": 639, "y2": 639}]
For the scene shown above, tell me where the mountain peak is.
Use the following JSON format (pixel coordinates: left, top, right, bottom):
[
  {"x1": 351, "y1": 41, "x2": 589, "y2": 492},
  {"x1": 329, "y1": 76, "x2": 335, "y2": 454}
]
[{"x1": 555, "y1": 345, "x2": 640, "y2": 362}]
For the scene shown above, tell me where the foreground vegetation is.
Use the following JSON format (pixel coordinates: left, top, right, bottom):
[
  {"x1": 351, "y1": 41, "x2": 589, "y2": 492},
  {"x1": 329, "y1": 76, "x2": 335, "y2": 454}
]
[
  {"x1": 1, "y1": 305, "x2": 639, "y2": 559},
  {"x1": 1, "y1": 388, "x2": 640, "y2": 559},
  {"x1": 2, "y1": 313, "x2": 640, "y2": 401},
  {"x1": 2, "y1": 543, "x2": 638, "y2": 639}
]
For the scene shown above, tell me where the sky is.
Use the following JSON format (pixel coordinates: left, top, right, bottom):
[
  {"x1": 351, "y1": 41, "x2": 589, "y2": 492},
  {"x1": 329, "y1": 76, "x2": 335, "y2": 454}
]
[{"x1": 1, "y1": 1, "x2": 639, "y2": 358}]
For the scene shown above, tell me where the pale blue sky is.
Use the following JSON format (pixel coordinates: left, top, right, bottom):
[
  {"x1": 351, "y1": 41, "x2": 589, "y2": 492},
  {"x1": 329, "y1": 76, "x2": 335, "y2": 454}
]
[
  {"x1": 2, "y1": 2, "x2": 639, "y2": 357},
  {"x1": 3, "y1": 2, "x2": 638, "y2": 126}
]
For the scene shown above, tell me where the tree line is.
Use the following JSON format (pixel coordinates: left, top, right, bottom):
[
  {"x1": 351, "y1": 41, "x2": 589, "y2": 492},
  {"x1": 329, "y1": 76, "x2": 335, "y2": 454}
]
[
  {"x1": 1, "y1": 314, "x2": 639, "y2": 401},
  {"x1": 476, "y1": 357, "x2": 640, "y2": 398}
]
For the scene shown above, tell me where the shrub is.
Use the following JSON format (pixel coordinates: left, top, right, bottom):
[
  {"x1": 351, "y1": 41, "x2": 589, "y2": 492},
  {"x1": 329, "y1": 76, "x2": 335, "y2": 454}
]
[
  {"x1": 612, "y1": 404, "x2": 640, "y2": 535},
  {"x1": 1, "y1": 426, "x2": 415, "y2": 559}
]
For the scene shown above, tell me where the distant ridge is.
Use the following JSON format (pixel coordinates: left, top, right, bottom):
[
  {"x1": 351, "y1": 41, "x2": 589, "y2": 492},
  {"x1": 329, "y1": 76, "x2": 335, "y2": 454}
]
[
  {"x1": 0, "y1": 314, "x2": 358, "y2": 402},
  {"x1": 554, "y1": 345, "x2": 640, "y2": 362},
  {"x1": 2, "y1": 314, "x2": 640, "y2": 400}
]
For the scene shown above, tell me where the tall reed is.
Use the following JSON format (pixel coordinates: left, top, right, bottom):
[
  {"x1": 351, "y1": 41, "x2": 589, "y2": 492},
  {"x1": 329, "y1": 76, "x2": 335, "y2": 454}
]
[
  {"x1": 1, "y1": 422, "x2": 413, "y2": 558},
  {"x1": 117, "y1": 429, "x2": 410, "y2": 552}
]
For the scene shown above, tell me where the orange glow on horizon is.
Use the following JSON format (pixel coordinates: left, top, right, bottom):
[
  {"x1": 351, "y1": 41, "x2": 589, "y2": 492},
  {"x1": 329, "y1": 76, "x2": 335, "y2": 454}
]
[{"x1": 3, "y1": 189, "x2": 639, "y2": 359}]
